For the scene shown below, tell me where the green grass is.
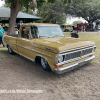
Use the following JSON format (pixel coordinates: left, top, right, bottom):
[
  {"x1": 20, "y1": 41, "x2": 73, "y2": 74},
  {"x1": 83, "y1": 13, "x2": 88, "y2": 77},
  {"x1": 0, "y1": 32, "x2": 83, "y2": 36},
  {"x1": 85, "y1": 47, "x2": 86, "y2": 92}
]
[
  {"x1": 91, "y1": 59, "x2": 100, "y2": 65},
  {"x1": 0, "y1": 48, "x2": 8, "y2": 58},
  {"x1": 0, "y1": 48, "x2": 7, "y2": 51},
  {"x1": 0, "y1": 48, "x2": 8, "y2": 53}
]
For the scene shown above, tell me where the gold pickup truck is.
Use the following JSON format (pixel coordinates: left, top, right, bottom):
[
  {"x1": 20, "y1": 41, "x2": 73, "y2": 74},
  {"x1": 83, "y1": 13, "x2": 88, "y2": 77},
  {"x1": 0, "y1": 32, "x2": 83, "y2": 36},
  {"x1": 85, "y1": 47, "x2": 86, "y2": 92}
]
[{"x1": 2, "y1": 23, "x2": 96, "y2": 74}]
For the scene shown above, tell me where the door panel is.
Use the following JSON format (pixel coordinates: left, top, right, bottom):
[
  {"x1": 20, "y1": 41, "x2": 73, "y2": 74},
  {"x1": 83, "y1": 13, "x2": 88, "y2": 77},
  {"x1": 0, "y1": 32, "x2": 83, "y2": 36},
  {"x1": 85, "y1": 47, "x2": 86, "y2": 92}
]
[
  {"x1": 9, "y1": 37, "x2": 18, "y2": 53},
  {"x1": 17, "y1": 38, "x2": 31, "y2": 58},
  {"x1": 17, "y1": 26, "x2": 31, "y2": 58},
  {"x1": 5, "y1": 36, "x2": 18, "y2": 53}
]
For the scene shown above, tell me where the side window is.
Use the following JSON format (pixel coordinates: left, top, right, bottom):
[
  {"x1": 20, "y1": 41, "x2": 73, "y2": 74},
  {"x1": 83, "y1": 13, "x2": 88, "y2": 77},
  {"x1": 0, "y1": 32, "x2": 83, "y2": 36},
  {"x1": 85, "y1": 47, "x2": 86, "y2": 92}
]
[
  {"x1": 21, "y1": 27, "x2": 29, "y2": 39},
  {"x1": 31, "y1": 26, "x2": 38, "y2": 38}
]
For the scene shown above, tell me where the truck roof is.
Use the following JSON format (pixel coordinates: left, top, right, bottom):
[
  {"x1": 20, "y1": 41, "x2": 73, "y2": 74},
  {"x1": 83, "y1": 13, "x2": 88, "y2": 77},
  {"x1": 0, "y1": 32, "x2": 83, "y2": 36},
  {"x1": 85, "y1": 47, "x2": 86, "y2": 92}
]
[
  {"x1": 62, "y1": 23, "x2": 71, "y2": 25},
  {"x1": 21, "y1": 23, "x2": 59, "y2": 26}
]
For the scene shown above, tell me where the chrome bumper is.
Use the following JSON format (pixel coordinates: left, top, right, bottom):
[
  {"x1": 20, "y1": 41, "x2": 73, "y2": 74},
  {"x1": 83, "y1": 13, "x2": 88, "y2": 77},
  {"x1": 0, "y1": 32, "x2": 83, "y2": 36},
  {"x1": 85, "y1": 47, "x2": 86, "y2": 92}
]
[{"x1": 54, "y1": 55, "x2": 95, "y2": 74}]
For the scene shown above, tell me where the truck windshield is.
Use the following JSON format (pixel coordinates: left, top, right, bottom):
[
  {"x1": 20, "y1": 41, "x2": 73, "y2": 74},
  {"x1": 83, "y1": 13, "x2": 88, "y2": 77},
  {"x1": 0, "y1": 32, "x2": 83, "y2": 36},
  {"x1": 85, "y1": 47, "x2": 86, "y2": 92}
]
[{"x1": 31, "y1": 25, "x2": 64, "y2": 38}]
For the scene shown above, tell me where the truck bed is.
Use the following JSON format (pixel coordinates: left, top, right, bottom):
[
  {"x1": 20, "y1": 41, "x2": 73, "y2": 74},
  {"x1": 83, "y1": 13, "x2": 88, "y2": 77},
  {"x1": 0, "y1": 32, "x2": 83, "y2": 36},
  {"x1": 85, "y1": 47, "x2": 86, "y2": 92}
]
[{"x1": 8, "y1": 34, "x2": 18, "y2": 37}]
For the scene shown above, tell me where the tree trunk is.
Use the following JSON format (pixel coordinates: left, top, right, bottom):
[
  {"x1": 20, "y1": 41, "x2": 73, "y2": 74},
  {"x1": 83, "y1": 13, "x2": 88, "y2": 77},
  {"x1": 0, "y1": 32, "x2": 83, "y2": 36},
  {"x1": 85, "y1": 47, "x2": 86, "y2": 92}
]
[{"x1": 7, "y1": 0, "x2": 21, "y2": 35}]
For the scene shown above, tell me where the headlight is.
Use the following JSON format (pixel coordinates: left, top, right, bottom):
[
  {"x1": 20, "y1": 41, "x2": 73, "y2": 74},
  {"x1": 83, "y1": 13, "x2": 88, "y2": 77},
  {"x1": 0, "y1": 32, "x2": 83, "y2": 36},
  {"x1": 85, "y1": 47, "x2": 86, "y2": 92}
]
[{"x1": 58, "y1": 55, "x2": 63, "y2": 63}]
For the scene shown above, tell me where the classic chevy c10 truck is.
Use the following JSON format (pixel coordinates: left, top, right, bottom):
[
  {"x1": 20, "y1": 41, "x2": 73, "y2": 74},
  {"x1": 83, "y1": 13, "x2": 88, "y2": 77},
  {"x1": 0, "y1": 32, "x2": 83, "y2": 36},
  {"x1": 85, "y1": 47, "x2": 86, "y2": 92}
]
[{"x1": 2, "y1": 23, "x2": 96, "y2": 74}]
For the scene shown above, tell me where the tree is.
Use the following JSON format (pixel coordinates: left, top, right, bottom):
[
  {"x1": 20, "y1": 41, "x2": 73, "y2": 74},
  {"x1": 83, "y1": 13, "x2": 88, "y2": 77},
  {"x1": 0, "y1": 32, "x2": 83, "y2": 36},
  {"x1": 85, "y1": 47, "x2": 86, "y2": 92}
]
[
  {"x1": 5, "y1": 0, "x2": 72, "y2": 34},
  {"x1": 73, "y1": 20, "x2": 82, "y2": 26},
  {"x1": 67, "y1": 0, "x2": 100, "y2": 23},
  {"x1": 4, "y1": 1, "x2": 33, "y2": 14},
  {"x1": 37, "y1": 0, "x2": 66, "y2": 23},
  {"x1": 6, "y1": 0, "x2": 36, "y2": 34}
]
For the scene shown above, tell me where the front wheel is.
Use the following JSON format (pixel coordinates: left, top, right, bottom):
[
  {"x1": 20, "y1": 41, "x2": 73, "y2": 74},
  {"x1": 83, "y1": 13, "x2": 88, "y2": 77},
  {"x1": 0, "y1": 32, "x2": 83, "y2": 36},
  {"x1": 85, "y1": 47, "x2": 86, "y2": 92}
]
[
  {"x1": 41, "y1": 57, "x2": 51, "y2": 72},
  {"x1": 8, "y1": 45, "x2": 14, "y2": 54}
]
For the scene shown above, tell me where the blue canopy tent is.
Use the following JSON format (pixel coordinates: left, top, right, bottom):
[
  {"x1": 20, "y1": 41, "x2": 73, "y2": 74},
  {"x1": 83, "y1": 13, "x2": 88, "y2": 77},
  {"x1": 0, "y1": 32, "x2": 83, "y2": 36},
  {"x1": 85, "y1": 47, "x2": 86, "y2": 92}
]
[{"x1": 56, "y1": 22, "x2": 64, "y2": 25}]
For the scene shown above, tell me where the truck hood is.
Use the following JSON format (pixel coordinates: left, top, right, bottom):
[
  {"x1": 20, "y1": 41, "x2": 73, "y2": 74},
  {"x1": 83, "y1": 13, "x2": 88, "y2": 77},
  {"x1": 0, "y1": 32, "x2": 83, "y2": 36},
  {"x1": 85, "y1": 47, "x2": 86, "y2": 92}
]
[{"x1": 31, "y1": 36, "x2": 95, "y2": 54}]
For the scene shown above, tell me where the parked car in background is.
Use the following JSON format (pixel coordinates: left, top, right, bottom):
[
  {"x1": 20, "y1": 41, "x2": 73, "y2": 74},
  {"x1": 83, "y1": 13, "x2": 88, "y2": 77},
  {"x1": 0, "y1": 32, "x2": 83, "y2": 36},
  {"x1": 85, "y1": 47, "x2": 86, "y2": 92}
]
[
  {"x1": 56, "y1": 23, "x2": 73, "y2": 32},
  {"x1": 62, "y1": 24, "x2": 73, "y2": 32}
]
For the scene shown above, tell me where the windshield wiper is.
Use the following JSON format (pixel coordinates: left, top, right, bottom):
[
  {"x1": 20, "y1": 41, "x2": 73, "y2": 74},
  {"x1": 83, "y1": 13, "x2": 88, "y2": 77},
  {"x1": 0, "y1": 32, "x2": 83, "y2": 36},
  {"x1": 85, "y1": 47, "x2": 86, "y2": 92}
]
[
  {"x1": 39, "y1": 36, "x2": 49, "y2": 38},
  {"x1": 53, "y1": 35, "x2": 60, "y2": 37}
]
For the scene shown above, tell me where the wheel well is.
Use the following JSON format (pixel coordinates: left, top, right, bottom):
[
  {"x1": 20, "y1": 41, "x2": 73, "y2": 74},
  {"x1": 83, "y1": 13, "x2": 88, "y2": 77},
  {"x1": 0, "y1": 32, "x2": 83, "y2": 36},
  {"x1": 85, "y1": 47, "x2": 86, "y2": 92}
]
[
  {"x1": 35, "y1": 56, "x2": 41, "y2": 64},
  {"x1": 7, "y1": 44, "x2": 8, "y2": 48}
]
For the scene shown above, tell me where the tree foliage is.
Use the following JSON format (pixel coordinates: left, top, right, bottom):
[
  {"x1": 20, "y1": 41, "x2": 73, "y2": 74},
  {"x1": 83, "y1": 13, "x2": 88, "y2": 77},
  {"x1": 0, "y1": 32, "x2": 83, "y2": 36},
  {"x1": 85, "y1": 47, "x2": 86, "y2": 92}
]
[
  {"x1": 5, "y1": 0, "x2": 72, "y2": 34},
  {"x1": 67, "y1": 0, "x2": 100, "y2": 22},
  {"x1": 36, "y1": 0, "x2": 84, "y2": 23},
  {"x1": 37, "y1": 0, "x2": 66, "y2": 23},
  {"x1": 5, "y1": 0, "x2": 85, "y2": 34}
]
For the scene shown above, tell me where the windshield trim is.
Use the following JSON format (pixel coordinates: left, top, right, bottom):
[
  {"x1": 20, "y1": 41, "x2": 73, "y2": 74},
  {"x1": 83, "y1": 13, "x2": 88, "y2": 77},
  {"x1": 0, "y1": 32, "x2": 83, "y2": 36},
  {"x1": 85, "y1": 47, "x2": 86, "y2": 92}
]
[
  {"x1": 30, "y1": 25, "x2": 64, "y2": 39},
  {"x1": 31, "y1": 25, "x2": 59, "y2": 27}
]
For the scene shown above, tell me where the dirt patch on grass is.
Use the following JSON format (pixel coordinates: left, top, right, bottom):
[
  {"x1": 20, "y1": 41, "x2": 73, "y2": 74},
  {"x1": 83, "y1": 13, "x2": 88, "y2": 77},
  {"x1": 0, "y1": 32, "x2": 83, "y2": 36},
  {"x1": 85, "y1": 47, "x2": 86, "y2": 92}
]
[{"x1": 0, "y1": 47, "x2": 100, "y2": 100}]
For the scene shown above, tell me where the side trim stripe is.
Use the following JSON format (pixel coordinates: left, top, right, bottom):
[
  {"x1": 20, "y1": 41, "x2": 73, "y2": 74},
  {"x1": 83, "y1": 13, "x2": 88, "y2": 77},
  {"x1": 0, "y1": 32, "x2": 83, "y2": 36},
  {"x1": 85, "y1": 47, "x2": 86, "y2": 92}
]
[{"x1": 5, "y1": 40, "x2": 53, "y2": 58}]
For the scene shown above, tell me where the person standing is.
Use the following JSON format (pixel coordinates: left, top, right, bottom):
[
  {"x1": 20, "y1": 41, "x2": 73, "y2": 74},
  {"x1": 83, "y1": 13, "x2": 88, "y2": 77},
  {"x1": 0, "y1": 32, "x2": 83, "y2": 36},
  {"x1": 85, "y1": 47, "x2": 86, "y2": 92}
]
[
  {"x1": 98, "y1": 23, "x2": 100, "y2": 29},
  {"x1": 16, "y1": 20, "x2": 23, "y2": 32},
  {"x1": 87, "y1": 23, "x2": 89, "y2": 31},
  {"x1": 95, "y1": 25, "x2": 97, "y2": 31},
  {"x1": 97, "y1": 23, "x2": 100, "y2": 34},
  {"x1": 0, "y1": 24, "x2": 5, "y2": 47}
]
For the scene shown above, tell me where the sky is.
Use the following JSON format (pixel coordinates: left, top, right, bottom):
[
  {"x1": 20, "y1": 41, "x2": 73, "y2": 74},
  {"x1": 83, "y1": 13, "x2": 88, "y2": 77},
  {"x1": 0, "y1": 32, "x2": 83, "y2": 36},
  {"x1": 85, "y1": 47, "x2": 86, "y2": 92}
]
[
  {"x1": 66, "y1": 17, "x2": 87, "y2": 25},
  {"x1": 0, "y1": 0, "x2": 5, "y2": 7}
]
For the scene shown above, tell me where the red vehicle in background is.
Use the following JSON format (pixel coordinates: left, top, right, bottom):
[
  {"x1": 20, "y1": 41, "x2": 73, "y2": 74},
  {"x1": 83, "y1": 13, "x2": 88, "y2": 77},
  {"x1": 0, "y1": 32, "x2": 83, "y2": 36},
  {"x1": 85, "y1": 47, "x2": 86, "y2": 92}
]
[{"x1": 77, "y1": 23, "x2": 87, "y2": 31}]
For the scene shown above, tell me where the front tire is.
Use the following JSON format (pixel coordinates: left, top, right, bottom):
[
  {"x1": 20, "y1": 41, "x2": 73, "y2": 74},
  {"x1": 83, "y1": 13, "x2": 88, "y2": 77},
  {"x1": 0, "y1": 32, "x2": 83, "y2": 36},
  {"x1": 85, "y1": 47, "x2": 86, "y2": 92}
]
[
  {"x1": 41, "y1": 57, "x2": 51, "y2": 72},
  {"x1": 8, "y1": 45, "x2": 14, "y2": 54}
]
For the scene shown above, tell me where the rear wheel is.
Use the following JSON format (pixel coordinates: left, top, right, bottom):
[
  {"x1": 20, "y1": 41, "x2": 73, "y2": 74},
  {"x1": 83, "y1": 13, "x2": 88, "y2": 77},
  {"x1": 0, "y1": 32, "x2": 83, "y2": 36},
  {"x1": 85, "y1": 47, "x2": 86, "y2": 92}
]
[
  {"x1": 8, "y1": 45, "x2": 14, "y2": 54},
  {"x1": 41, "y1": 57, "x2": 51, "y2": 72}
]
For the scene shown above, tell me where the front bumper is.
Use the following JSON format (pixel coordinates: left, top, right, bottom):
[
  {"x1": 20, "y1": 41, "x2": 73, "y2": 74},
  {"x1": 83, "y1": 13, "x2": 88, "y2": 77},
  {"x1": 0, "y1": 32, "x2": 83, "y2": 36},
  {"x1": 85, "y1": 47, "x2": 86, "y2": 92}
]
[{"x1": 54, "y1": 55, "x2": 95, "y2": 74}]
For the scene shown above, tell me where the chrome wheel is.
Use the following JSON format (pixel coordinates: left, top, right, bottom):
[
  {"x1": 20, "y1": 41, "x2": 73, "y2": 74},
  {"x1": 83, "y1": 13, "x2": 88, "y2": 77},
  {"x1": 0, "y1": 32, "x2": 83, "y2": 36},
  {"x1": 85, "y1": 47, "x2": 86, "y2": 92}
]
[
  {"x1": 41, "y1": 58, "x2": 48, "y2": 69},
  {"x1": 8, "y1": 45, "x2": 14, "y2": 54},
  {"x1": 8, "y1": 46, "x2": 12, "y2": 53},
  {"x1": 41, "y1": 57, "x2": 51, "y2": 71}
]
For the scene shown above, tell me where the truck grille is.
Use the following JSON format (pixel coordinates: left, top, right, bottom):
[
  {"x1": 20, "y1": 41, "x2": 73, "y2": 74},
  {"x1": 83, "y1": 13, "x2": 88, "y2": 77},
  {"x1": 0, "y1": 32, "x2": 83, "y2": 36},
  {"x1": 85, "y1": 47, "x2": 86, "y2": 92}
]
[
  {"x1": 82, "y1": 48, "x2": 93, "y2": 56},
  {"x1": 65, "y1": 51, "x2": 81, "y2": 60},
  {"x1": 65, "y1": 47, "x2": 94, "y2": 61}
]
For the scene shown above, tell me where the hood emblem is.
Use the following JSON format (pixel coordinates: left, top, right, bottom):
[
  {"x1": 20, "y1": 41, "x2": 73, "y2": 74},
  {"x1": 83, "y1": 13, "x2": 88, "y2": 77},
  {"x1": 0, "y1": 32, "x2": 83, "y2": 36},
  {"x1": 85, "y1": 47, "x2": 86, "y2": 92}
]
[{"x1": 46, "y1": 48, "x2": 54, "y2": 52}]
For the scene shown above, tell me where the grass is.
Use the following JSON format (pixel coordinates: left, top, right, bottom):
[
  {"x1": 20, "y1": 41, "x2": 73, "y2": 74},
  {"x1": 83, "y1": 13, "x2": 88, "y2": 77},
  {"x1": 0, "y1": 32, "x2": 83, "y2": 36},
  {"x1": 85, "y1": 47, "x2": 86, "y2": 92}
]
[
  {"x1": 0, "y1": 47, "x2": 7, "y2": 51},
  {"x1": 91, "y1": 59, "x2": 100, "y2": 65},
  {"x1": 0, "y1": 48, "x2": 8, "y2": 58},
  {"x1": 0, "y1": 48, "x2": 8, "y2": 54}
]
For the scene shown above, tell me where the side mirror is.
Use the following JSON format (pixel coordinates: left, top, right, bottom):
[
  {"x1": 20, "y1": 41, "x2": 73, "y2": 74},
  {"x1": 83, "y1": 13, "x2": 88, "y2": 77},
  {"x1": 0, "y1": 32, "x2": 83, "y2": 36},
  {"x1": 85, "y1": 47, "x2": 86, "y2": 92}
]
[{"x1": 70, "y1": 32, "x2": 79, "y2": 38}]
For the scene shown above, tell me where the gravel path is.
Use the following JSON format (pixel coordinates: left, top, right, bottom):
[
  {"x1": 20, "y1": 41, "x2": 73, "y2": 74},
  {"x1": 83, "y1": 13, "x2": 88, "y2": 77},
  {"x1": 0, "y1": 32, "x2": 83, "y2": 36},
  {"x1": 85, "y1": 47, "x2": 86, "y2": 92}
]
[{"x1": 0, "y1": 48, "x2": 100, "y2": 100}]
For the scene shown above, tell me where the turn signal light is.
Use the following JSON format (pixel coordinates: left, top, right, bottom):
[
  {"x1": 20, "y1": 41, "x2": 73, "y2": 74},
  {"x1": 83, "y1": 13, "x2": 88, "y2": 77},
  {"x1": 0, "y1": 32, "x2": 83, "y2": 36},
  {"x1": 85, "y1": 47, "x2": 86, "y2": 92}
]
[
  {"x1": 90, "y1": 54, "x2": 93, "y2": 57},
  {"x1": 54, "y1": 64, "x2": 63, "y2": 68},
  {"x1": 50, "y1": 49, "x2": 53, "y2": 52}
]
